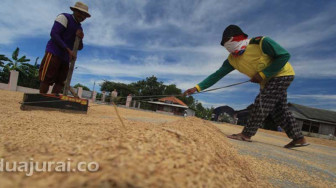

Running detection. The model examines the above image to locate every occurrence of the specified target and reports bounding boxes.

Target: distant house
[289,103,336,136]
[235,108,249,126]
[147,96,195,116]
[230,104,254,126]
[213,106,237,123]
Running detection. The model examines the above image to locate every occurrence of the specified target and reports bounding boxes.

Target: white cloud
[288,94,336,101]
[273,9,336,49]
[0,0,67,44]
[292,58,336,77]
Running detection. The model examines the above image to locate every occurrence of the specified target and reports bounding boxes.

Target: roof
[147,101,188,109]
[289,103,336,124]
[213,106,235,116]
[290,110,309,121]
[158,96,187,107]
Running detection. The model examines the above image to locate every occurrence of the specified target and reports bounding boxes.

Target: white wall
[186,108,195,116]
[319,123,336,135]
[17,86,39,94]
[0,83,8,90]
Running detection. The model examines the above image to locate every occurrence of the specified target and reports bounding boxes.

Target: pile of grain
[0,90,269,187]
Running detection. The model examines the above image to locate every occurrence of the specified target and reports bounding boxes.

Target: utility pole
[91,81,96,98]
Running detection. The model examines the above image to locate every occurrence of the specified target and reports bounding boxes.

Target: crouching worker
[184,25,309,149]
[39,1,90,94]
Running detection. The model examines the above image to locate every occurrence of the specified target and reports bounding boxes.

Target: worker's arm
[259,37,290,79]
[50,14,69,50]
[76,29,84,50]
[196,59,235,91]
[78,40,83,50]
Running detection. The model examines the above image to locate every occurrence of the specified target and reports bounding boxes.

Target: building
[235,108,249,126]
[147,96,195,116]
[212,105,237,123]
[289,103,336,136]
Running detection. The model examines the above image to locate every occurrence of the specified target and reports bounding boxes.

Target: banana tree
[7,47,31,71]
[0,47,33,77]
[0,48,41,88]
[17,56,40,89]
[0,54,11,68]
[24,57,40,78]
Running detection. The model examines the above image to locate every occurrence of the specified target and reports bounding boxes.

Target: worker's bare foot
[227,133,252,142]
[284,137,310,148]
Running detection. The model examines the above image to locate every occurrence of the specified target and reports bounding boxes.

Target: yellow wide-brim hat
[70,1,91,17]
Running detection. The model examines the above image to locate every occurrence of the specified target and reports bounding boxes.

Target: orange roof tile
[159,96,188,107]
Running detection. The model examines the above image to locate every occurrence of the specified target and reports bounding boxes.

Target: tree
[218,112,234,123]
[31,57,40,78]
[0,48,40,88]
[191,101,214,120]
[18,56,40,89]
[2,47,30,71]
[0,54,13,83]
[100,81,137,97]
[0,66,10,83]
[131,75,165,96]
[163,84,181,95]
[179,95,196,108]
[73,83,91,91]
[0,55,11,67]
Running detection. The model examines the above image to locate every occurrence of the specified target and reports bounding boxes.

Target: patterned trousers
[242,76,303,140]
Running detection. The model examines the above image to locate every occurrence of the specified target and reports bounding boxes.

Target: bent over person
[39,1,90,94]
[184,25,309,148]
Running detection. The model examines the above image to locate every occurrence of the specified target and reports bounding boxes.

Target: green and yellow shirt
[196,36,295,91]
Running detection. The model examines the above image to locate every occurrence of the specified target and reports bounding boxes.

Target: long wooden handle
[69,87,79,98]
[63,36,80,96]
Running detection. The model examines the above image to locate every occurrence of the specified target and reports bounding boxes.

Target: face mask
[224,35,250,57]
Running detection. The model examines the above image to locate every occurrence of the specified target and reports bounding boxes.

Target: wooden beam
[63,36,80,97]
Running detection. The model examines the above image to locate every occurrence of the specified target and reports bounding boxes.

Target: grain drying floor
[0,90,335,187]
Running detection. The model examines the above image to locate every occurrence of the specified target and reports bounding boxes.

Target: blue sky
[1,0,336,111]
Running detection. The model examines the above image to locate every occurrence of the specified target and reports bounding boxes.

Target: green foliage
[130,75,166,96]
[12,48,19,61]
[218,112,234,123]
[7,47,30,71]
[17,63,40,88]
[73,83,91,91]
[194,101,214,120]
[0,55,11,67]
[163,84,181,95]
[178,95,195,107]
[96,92,103,101]
[101,75,179,98]
[0,47,39,89]
[101,81,137,97]
[0,66,10,83]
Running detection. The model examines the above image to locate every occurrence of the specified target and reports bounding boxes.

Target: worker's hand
[250,73,263,83]
[67,48,77,61]
[76,29,84,39]
[183,87,197,96]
